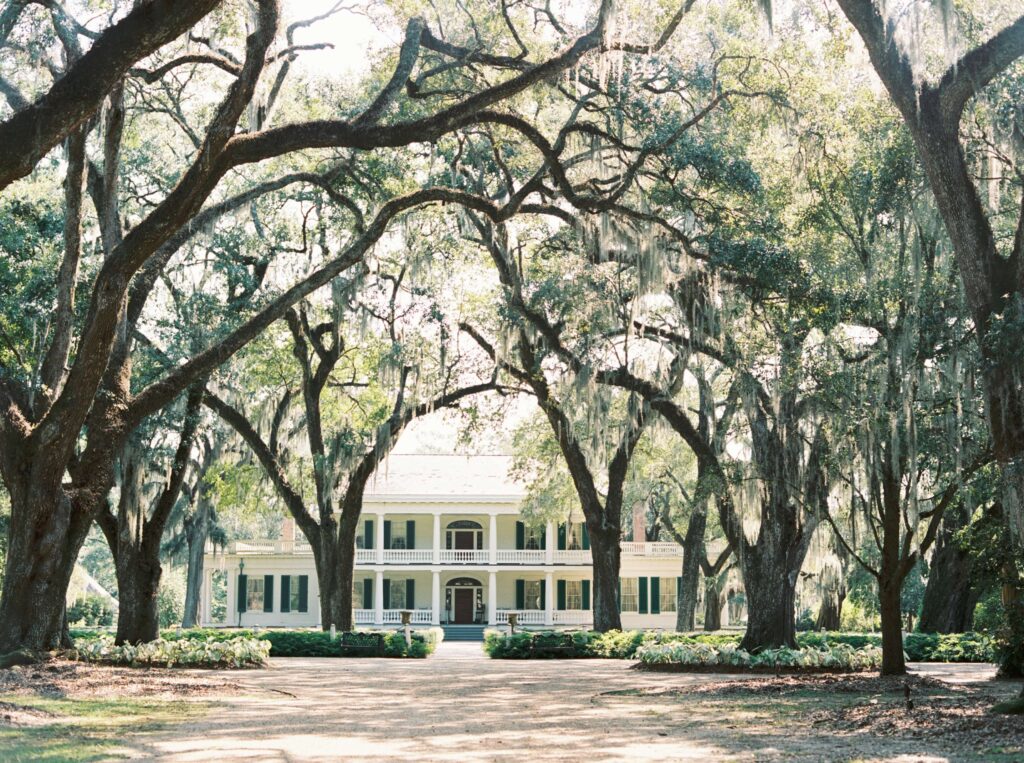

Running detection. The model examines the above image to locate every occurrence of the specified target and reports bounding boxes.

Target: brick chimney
[281,517,296,552]
[632,502,646,542]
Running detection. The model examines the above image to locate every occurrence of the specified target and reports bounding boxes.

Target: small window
[388,580,407,609]
[620,578,638,612]
[660,577,677,613]
[523,580,543,610]
[566,580,583,610]
[246,577,264,611]
[567,524,583,550]
[524,526,542,550]
[290,575,307,612]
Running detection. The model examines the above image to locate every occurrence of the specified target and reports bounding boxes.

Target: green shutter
[617,578,622,613]
[298,575,309,613]
[515,522,525,550]
[582,580,591,610]
[638,577,648,615]
[540,579,546,610]
[263,575,274,612]
[406,520,416,550]
[515,579,525,609]
[406,579,415,609]
[557,523,567,550]
[362,578,372,609]
[383,578,391,608]
[383,520,392,549]
[539,526,546,550]
[557,579,566,610]
[651,577,661,615]
[281,575,291,613]
[582,524,590,550]
[237,574,248,613]
[364,520,374,549]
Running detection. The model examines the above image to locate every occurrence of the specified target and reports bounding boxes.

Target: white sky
[283,0,395,78]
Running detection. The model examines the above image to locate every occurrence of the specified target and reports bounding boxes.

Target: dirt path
[125,649,1015,762]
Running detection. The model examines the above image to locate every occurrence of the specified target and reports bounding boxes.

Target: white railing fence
[552,610,591,626]
[438,549,490,564]
[495,609,545,625]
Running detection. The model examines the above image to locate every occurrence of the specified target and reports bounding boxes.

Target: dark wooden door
[454,531,475,550]
[453,588,475,623]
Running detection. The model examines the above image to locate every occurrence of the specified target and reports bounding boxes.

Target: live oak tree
[208,254,505,631]
[0,0,692,651]
[832,0,1024,547]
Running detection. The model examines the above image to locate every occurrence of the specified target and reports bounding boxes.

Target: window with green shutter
[237,574,248,613]
[263,574,274,612]
[515,522,525,550]
[556,579,567,610]
[280,575,291,613]
[515,579,525,609]
[650,577,660,614]
[405,578,415,609]
[362,578,372,609]
[582,580,591,610]
[406,520,416,550]
[297,575,309,613]
[638,576,648,614]
[363,520,374,549]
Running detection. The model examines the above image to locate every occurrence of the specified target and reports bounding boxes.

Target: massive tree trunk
[739,547,799,651]
[114,539,163,644]
[589,522,623,632]
[675,512,706,631]
[703,569,727,631]
[181,517,209,629]
[879,577,907,675]
[816,585,846,631]
[0,479,93,652]
[919,521,977,633]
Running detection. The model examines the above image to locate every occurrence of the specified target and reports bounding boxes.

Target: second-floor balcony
[224,537,683,564]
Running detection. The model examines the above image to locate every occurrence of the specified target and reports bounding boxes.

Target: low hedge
[483,629,997,662]
[73,635,271,668]
[71,626,444,658]
[636,642,884,672]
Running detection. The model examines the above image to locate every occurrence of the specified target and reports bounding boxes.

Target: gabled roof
[364,454,524,502]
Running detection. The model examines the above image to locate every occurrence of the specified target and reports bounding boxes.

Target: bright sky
[282,0,395,78]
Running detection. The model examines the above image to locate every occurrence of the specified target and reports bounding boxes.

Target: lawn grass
[0,695,209,762]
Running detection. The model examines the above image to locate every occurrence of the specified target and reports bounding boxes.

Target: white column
[226,567,237,626]
[374,570,384,625]
[488,571,497,625]
[376,513,385,564]
[431,572,441,625]
[201,568,212,625]
[489,514,498,564]
[545,522,555,564]
[544,572,554,626]
[432,512,441,564]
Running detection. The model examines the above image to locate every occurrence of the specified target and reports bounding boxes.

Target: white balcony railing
[495,549,546,564]
[353,609,375,624]
[554,550,591,564]
[224,538,684,560]
[620,541,682,556]
[382,549,433,564]
[553,610,591,625]
[495,609,545,625]
[381,609,433,624]
[439,549,490,564]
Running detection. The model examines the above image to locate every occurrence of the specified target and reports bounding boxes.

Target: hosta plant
[636,642,884,671]
[73,635,271,668]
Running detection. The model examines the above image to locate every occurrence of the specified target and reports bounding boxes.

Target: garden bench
[530,632,576,658]
[340,632,384,657]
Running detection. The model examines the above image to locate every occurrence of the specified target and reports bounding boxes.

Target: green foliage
[73,627,443,658]
[157,569,187,628]
[73,635,270,668]
[636,642,884,671]
[482,629,996,663]
[66,596,115,627]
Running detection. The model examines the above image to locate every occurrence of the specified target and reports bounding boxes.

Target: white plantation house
[201,455,721,633]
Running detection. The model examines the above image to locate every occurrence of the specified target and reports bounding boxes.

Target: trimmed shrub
[635,642,884,671]
[483,629,996,663]
[73,635,270,668]
[70,626,444,658]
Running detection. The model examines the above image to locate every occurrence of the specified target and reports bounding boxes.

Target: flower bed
[482,629,996,663]
[71,626,444,658]
[634,642,884,672]
[73,635,270,668]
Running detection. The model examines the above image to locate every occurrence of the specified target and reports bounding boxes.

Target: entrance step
[442,624,487,642]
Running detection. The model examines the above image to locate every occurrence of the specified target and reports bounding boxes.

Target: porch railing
[495,609,545,625]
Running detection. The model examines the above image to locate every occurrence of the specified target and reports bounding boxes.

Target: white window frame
[566,580,583,610]
[620,578,638,612]
[660,577,677,613]
[246,577,264,611]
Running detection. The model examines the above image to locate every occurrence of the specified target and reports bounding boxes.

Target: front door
[453,588,475,623]
[454,531,475,550]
